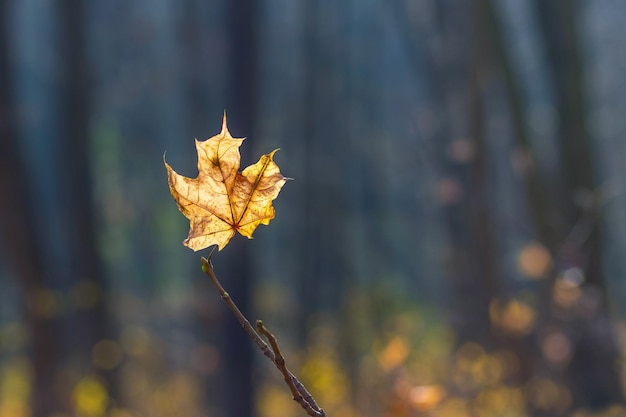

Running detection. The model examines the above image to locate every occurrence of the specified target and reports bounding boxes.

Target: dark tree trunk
[389,0,499,347]
[0,4,63,416]
[217,1,259,416]
[402,0,537,388]
[297,0,321,347]
[444,36,500,350]
[470,0,538,386]
[532,0,623,410]
[57,0,112,358]
[179,0,224,413]
[426,0,500,350]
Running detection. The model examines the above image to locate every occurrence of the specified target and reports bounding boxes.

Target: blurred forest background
[2,1,626,417]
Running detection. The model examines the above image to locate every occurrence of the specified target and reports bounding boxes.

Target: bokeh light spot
[542,332,572,366]
[28,288,64,318]
[526,377,571,413]
[377,336,409,371]
[73,375,109,417]
[92,339,123,370]
[71,280,101,310]
[120,326,151,357]
[517,242,552,279]
[409,384,446,411]
[490,298,535,336]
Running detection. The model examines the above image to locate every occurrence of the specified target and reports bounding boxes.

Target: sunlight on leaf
[164,114,288,251]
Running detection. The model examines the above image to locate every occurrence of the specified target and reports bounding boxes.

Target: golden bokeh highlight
[553,272,583,308]
[517,242,552,279]
[0,357,31,417]
[525,377,571,413]
[300,345,352,412]
[490,298,536,336]
[257,384,300,417]
[5,287,626,417]
[73,375,109,417]
[408,384,446,411]
[377,336,409,371]
[0,400,30,417]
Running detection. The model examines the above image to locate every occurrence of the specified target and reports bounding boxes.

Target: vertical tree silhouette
[57,0,112,359]
[0,3,63,415]
[532,0,623,410]
[218,1,259,416]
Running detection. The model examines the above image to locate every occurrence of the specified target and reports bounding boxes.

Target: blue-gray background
[2,1,626,417]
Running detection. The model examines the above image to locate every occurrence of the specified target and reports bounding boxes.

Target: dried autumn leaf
[164,114,288,251]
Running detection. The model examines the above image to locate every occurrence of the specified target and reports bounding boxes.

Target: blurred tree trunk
[478,0,557,249]
[0,1,112,414]
[389,1,498,346]
[297,0,352,344]
[426,1,500,350]
[471,0,538,386]
[445,24,501,350]
[532,0,623,410]
[57,0,112,357]
[179,0,223,413]
[404,0,536,385]
[0,3,63,415]
[180,0,213,140]
[217,1,258,416]
[297,0,320,346]
[55,0,117,412]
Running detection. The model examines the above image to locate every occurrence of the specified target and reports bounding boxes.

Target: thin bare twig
[201,256,276,362]
[257,320,325,416]
[200,253,325,417]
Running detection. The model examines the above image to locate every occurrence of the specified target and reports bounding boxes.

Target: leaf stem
[200,255,325,417]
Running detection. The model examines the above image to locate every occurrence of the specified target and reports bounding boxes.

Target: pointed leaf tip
[221,111,228,135]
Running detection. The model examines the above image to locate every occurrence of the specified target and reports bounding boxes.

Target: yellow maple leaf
[164,114,288,251]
